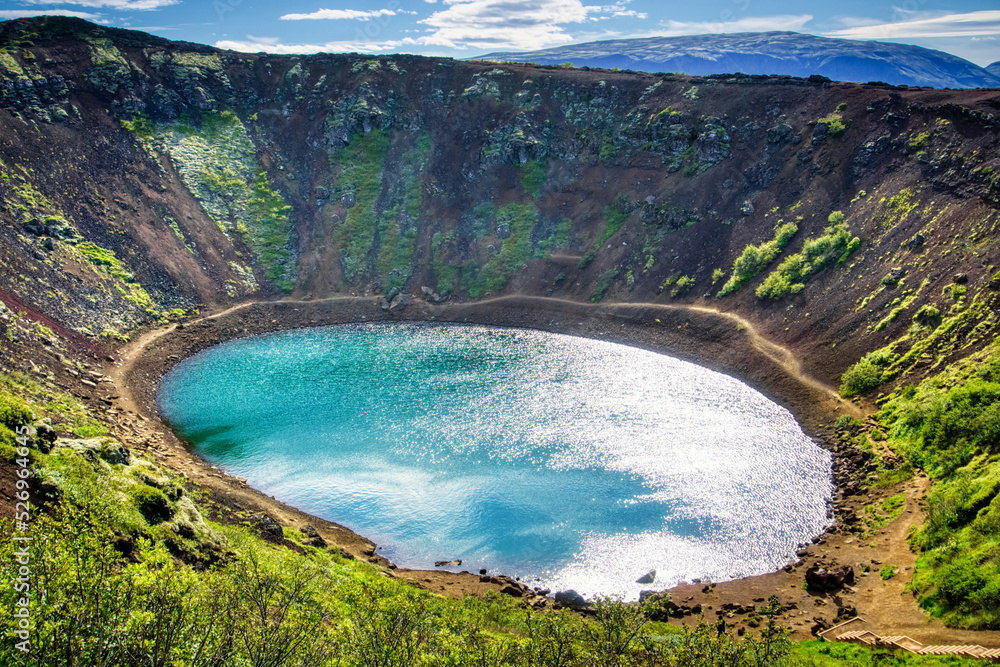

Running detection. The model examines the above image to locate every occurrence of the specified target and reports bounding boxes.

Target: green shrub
[815,111,848,137]
[717,221,798,296]
[756,213,859,299]
[913,304,941,325]
[671,274,695,297]
[519,159,546,196]
[909,132,930,152]
[598,202,629,247]
[833,415,864,432]
[0,392,33,430]
[590,268,618,302]
[840,347,899,397]
[944,284,967,302]
[131,484,174,524]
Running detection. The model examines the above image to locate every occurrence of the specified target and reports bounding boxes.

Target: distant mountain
[987,61,1000,78]
[478,32,1000,89]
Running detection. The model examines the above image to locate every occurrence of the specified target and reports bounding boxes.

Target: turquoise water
[157,323,832,598]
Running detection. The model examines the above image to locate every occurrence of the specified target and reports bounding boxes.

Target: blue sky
[0,0,998,66]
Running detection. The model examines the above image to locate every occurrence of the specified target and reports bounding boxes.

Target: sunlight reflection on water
[158,323,832,599]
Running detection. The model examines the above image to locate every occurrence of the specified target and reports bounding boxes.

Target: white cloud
[828,10,1000,40]
[0,9,101,19]
[18,0,178,9]
[215,36,421,54]
[280,8,400,21]
[658,14,814,36]
[587,2,646,20]
[419,0,608,50]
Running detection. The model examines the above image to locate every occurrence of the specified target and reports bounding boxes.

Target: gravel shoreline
[104,294,999,644]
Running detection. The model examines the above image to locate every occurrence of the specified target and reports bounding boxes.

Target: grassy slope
[867,339,1000,628]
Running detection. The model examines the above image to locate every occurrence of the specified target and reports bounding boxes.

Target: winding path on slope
[112,294,862,420]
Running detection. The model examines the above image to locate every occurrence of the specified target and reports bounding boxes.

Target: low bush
[0,391,33,430]
[840,347,898,397]
[131,483,174,524]
[717,221,798,296]
[756,213,859,300]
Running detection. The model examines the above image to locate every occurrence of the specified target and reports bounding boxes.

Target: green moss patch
[125,110,296,291]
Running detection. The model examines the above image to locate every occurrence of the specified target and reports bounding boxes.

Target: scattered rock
[766,122,794,144]
[388,293,407,311]
[805,564,855,592]
[554,589,590,609]
[435,559,462,567]
[906,233,925,250]
[252,513,284,541]
[307,536,328,548]
[835,605,858,620]
[500,584,523,597]
[636,569,656,584]
[811,122,829,145]
[811,618,831,636]
[56,437,130,465]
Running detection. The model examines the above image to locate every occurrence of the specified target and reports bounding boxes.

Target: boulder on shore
[805,564,855,592]
[554,589,589,609]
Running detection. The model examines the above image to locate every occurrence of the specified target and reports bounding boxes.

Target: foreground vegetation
[868,339,1000,629]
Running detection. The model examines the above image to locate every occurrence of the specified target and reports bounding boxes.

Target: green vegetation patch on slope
[579,195,631,269]
[755,212,859,299]
[872,339,1000,628]
[373,133,430,290]
[126,110,296,291]
[535,217,573,258]
[83,35,129,94]
[717,221,798,297]
[841,288,1000,399]
[519,159,546,197]
[331,129,391,283]
[466,202,540,298]
[74,241,152,309]
[814,104,849,138]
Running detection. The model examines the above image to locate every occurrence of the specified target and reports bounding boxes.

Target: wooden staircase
[819,618,1000,661]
